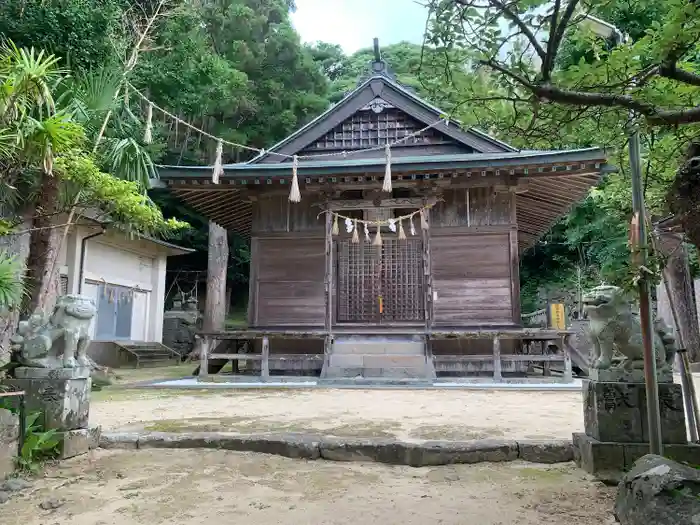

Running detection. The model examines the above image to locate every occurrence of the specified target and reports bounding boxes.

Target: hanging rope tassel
[398,219,406,240]
[420,209,429,230]
[373,224,382,246]
[143,102,153,144]
[212,139,223,184]
[332,213,339,236]
[351,219,359,244]
[382,142,392,193]
[289,155,301,203]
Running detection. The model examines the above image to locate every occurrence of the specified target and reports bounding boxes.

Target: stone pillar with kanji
[572,370,699,483]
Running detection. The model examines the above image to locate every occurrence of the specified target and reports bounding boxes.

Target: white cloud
[291,0,429,54]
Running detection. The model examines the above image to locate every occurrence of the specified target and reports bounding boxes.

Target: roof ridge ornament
[370,37,389,77]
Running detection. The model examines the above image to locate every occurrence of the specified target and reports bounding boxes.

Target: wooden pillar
[563,336,573,383]
[204,221,228,332]
[543,340,551,376]
[261,336,270,380]
[198,337,209,380]
[421,202,433,332]
[493,336,502,382]
[324,210,333,337]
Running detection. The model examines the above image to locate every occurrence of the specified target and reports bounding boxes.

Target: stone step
[328,354,428,369]
[331,341,425,355]
[323,367,434,379]
[318,377,434,386]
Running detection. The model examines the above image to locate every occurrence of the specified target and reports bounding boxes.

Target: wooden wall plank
[253,196,324,234]
[431,187,512,228]
[255,237,325,326]
[431,233,513,325]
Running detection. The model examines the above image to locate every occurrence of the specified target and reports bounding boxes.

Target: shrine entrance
[336,237,425,324]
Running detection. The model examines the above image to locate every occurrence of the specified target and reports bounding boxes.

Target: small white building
[56,217,192,364]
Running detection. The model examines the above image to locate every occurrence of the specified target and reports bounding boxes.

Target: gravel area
[0,449,616,525]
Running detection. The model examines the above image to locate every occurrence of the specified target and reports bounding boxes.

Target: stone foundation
[574,376,690,483]
[5,367,93,460]
[5,367,90,432]
[573,433,700,484]
[0,409,18,479]
[58,426,101,459]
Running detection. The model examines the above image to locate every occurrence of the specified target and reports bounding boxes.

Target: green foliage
[57,153,187,235]
[0,251,25,309]
[17,412,60,472]
[133,0,330,165]
[0,0,124,73]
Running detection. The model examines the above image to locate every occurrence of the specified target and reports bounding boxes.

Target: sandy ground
[1,449,615,525]
[91,388,584,441]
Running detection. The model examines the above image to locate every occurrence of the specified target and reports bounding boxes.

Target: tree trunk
[658,231,700,362]
[203,221,229,333]
[191,221,229,372]
[24,173,63,316]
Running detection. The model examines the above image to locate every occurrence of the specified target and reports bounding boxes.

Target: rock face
[162,297,200,356]
[615,454,700,525]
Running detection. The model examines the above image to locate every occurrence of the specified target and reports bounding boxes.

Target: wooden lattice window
[300,108,455,153]
[336,238,424,323]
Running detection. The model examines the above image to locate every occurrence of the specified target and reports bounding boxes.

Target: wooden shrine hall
[157,49,610,383]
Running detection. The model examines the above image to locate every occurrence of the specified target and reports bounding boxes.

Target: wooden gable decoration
[251,69,515,164]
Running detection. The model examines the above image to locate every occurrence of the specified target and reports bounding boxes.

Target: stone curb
[99,432,573,466]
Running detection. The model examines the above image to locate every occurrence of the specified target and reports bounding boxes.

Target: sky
[290,0,430,54]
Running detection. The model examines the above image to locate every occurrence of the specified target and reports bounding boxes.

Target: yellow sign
[549,303,566,330]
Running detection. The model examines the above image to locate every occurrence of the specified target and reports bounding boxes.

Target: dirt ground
[91,388,584,441]
[2,449,615,525]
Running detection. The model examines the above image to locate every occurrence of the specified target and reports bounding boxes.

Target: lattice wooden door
[336,238,424,323]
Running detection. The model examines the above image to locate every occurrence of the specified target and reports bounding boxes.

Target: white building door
[131,290,149,341]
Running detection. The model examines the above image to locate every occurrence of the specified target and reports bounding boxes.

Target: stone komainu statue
[10,295,97,369]
[582,285,676,372]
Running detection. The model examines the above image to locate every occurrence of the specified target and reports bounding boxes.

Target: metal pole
[629,127,663,455]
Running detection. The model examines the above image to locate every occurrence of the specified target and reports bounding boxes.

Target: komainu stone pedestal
[573,378,696,484]
[6,367,93,459]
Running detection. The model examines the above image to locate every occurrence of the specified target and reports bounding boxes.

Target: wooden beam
[324,209,334,337]
[509,228,521,324]
[421,203,433,331]
[198,337,209,380]
[493,336,502,382]
[261,336,270,379]
[563,336,573,383]
[322,196,439,211]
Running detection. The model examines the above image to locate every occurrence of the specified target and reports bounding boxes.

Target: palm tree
[0,40,173,336]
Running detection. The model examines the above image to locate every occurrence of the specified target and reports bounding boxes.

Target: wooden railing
[521,309,548,327]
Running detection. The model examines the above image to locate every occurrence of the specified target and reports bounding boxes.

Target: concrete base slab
[146,377,583,391]
[572,432,700,484]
